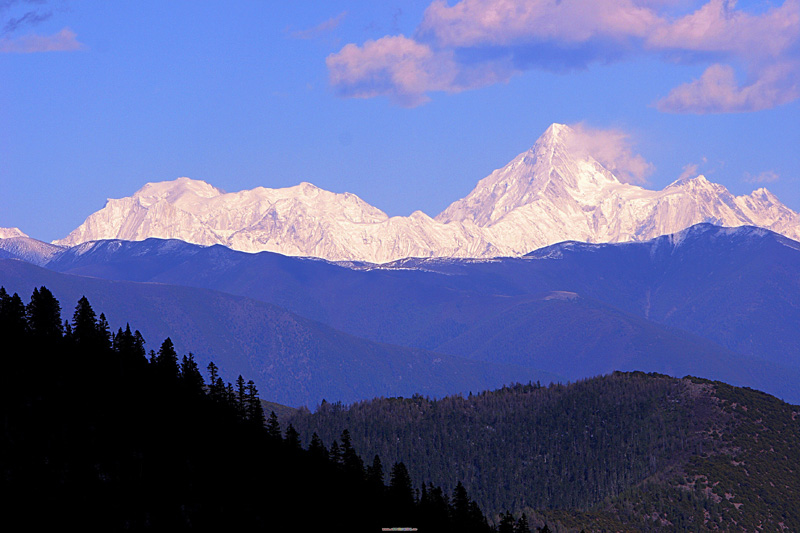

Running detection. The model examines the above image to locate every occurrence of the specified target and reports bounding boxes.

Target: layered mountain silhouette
[49,124,800,263]
[4,222,799,404]
[0,258,559,407]
[3,122,798,405]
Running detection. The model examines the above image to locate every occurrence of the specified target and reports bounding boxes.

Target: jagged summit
[52,124,800,263]
[667,174,709,187]
[133,177,225,206]
[0,227,29,239]
[435,123,621,228]
[538,122,572,142]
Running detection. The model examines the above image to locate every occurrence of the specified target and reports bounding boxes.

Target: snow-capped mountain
[437,124,800,254]
[54,124,800,262]
[0,227,28,239]
[0,236,65,265]
[54,179,498,262]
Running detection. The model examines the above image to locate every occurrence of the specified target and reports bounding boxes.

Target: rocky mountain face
[53,124,800,263]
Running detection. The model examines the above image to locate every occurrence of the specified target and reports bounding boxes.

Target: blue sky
[2,0,799,242]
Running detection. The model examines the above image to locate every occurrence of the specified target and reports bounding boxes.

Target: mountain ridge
[49,124,800,263]
[23,222,800,404]
[0,258,561,407]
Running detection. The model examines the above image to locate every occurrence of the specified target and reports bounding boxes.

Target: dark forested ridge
[285,372,800,531]
[0,287,498,531]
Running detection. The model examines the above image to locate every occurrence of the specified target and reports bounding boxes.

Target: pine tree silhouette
[72,296,98,346]
[154,337,180,379]
[26,286,62,341]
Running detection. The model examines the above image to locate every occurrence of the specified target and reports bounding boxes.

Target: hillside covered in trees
[4,285,799,531]
[285,372,800,531]
[0,286,501,531]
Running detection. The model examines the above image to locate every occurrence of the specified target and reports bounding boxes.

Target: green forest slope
[285,372,800,531]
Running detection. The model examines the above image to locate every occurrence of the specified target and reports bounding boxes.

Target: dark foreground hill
[284,371,800,531]
[0,288,494,531]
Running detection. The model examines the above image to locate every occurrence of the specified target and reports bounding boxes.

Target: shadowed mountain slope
[0,259,559,407]
[39,224,800,403]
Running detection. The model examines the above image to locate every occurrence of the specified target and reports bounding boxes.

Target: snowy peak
[665,174,719,192]
[51,123,800,263]
[436,123,620,227]
[0,235,64,265]
[0,227,29,239]
[133,177,225,208]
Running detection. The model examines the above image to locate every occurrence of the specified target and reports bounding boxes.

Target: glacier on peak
[52,124,800,263]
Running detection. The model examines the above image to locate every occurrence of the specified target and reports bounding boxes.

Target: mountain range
[49,123,800,263]
[2,122,799,407]
[0,258,557,407]
[3,222,800,405]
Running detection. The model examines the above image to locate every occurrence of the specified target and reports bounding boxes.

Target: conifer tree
[328,440,342,466]
[389,462,415,515]
[113,327,125,352]
[498,511,516,533]
[308,433,328,462]
[132,330,146,359]
[72,296,98,346]
[207,361,219,386]
[367,455,384,489]
[26,286,62,341]
[340,429,365,479]
[112,324,139,358]
[212,377,225,401]
[206,362,224,400]
[245,380,265,428]
[0,289,28,338]
[515,513,531,533]
[97,313,111,350]
[235,375,247,418]
[451,481,472,528]
[265,411,282,441]
[180,353,205,394]
[154,337,180,379]
[419,483,449,531]
[284,424,301,451]
[469,500,489,532]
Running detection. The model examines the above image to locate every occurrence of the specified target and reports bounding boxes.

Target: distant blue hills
[2,222,799,405]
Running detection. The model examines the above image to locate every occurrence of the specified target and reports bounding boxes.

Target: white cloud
[417,0,660,47]
[326,35,512,107]
[744,170,780,183]
[0,27,83,53]
[677,162,699,181]
[326,0,800,112]
[646,0,800,59]
[566,123,655,184]
[656,62,800,113]
[291,12,347,40]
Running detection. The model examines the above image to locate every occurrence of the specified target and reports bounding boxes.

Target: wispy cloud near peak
[566,123,655,184]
